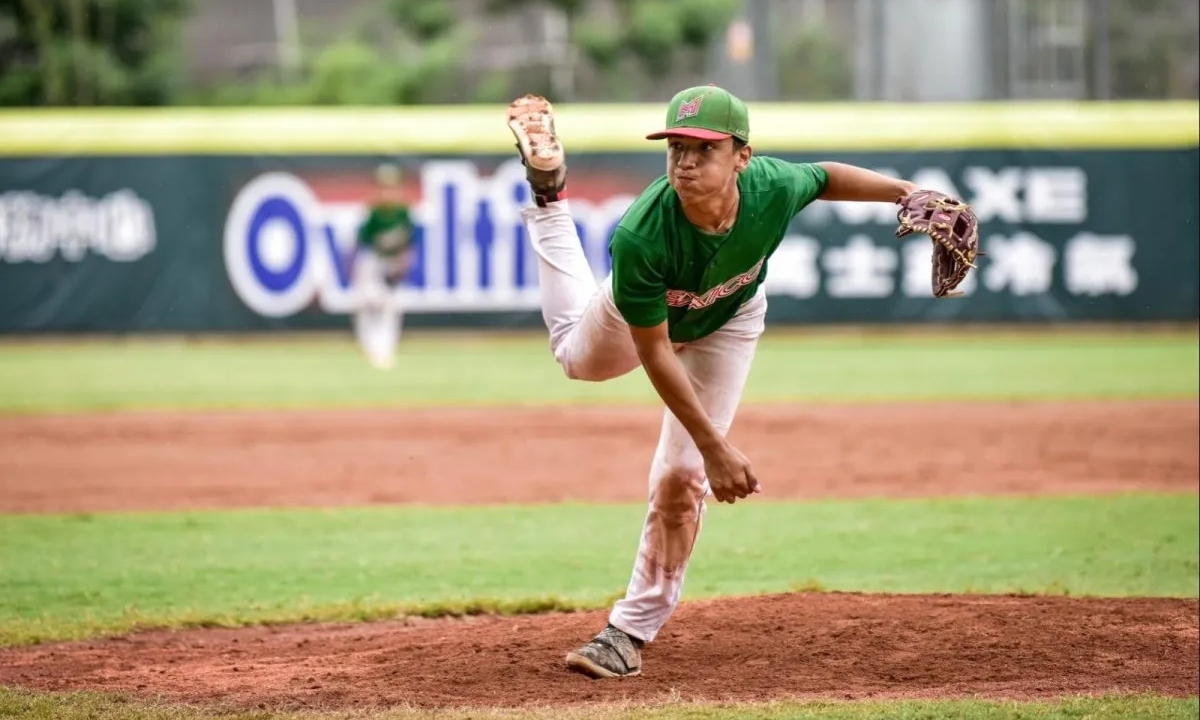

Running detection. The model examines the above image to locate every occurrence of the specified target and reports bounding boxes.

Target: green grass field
[2,494,1195,647]
[0,328,1195,414]
[0,688,1195,720]
[1,329,1197,719]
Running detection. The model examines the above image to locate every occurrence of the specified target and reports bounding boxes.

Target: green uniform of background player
[506,85,949,679]
[352,163,414,370]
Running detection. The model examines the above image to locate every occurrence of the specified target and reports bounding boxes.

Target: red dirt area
[1,593,1195,710]
[0,400,1195,513]
[0,399,1196,710]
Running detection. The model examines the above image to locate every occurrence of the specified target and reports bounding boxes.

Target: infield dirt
[2,400,1196,512]
[1,399,1197,710]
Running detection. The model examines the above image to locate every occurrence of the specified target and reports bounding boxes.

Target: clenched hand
[702,440,760,504]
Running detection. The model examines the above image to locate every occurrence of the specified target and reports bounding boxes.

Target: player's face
[378,183,404,204]
[666,137,751,200]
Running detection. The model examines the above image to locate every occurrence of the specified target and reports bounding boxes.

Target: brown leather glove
[895,189,982,298]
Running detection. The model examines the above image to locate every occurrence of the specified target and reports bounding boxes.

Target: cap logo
[675,95,704,121]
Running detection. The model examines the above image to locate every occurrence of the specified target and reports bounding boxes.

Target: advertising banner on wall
[1,105,1196,333]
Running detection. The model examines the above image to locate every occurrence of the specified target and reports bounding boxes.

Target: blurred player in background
[351,163,414,369]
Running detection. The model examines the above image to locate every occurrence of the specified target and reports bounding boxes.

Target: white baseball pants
[352,250,405,368]
[521,201,766,643]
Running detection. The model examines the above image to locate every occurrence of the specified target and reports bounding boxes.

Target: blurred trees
[189,0,467,105]
[473,0,741,102]
[774,20,853,101]
[196,0,740,105]
[0,0,1194,106]
[1103,0,1198,99]
[0,0,190,105]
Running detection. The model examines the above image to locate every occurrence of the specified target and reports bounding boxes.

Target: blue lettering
[408,225,426,288]
[321,224,352,290]
[443,184,457,289]
[247,196,306,293]
[513,181,530,288]
[474,199,495,288]
[574,220,587,254]
[238,163,641,309]
[603,218,622,274]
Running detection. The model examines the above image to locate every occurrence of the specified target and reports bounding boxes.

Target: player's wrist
[895,180,919,201]
[693,431,727,454]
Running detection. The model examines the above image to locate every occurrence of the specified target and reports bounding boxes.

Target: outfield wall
[0,103,1196,333]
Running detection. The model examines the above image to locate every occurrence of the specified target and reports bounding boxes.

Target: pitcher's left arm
[816,161,919,203]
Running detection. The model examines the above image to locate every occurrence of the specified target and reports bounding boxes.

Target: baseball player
[505,85,978,679]
[351,163,415,370]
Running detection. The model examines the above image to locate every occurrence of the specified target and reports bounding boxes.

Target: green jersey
[609,155,829,343]
[358,204,414,258]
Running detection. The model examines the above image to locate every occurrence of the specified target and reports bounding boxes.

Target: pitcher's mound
[2,592,1196,711]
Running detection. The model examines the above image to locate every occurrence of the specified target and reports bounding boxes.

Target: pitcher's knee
[634,467,707,584]
[559,353,632,382]
[560,356,603,382]
[651,467,707,520]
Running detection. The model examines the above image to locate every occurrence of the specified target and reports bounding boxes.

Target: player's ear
[735,141,752,172]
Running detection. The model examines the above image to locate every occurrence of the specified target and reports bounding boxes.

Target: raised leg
[509,95,638,382]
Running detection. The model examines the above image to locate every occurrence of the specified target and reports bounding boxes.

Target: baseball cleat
[506,94,567,206]
[564,625,643,679]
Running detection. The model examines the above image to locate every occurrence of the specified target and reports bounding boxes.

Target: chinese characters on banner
[766,165,1138,300]
[0,189,157,264]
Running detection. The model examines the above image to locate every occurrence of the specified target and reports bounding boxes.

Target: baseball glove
[894,189,982,298]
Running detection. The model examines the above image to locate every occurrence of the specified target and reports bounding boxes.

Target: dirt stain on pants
[635,469,708,585]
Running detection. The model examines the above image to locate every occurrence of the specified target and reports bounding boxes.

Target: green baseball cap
[645,84,750,143]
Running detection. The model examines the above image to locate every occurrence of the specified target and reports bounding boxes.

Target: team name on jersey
[665,257,765,310]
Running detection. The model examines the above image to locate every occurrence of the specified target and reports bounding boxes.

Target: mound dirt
[1,592,1195,710]
[1,400,1196,513]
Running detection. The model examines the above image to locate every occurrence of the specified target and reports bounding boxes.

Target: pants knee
[651,468,707,520]
[637,467,707,582]
[561,357,599,382]
[560,355,584,380]
[559,354,627,383]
